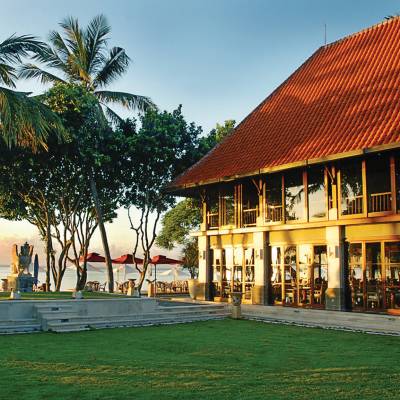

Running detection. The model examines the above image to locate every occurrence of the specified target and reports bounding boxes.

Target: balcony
[242,207,258,227]
[207,212,219,229]
[343,195,363,215]
[369,192,392,213]
[265,204,283,223]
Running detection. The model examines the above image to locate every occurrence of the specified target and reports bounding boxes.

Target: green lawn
[0,320,399,399]
[0,291,123,300]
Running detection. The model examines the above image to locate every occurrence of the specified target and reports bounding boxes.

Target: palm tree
[20,15,155,292]
[0,34,62,149]
[19,14,155,122]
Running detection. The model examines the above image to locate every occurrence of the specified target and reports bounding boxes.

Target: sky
[0,0,399,263]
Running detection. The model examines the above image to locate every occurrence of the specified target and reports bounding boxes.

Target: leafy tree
[156,120,236,278]
[0,34,63,149]
[121,106,205,292]
[156,199,201,278]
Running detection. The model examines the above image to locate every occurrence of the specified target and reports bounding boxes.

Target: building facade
[169,18,400,313]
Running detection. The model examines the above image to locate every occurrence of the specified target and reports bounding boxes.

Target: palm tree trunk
[89,176,114,292]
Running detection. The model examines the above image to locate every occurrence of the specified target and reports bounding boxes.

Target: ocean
[0,263,189,292]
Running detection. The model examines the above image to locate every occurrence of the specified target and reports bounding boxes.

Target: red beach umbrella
[149,255,184,297]
[112,254,143,264]
[150,255,184,265]
[79,252,106,263]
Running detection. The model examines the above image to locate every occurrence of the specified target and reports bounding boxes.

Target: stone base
[7,274,34,292]
[325,287,346,311]
[252,285,268,305]
[196,282,213,301]
[231,305,242,319]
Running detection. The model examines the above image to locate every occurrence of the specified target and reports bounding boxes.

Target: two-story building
[168,17,400,313]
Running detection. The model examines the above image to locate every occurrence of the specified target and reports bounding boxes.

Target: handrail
[369,191,392,213]
[265,204,283,222]
[242,207,258,226]
[207,212,219,229]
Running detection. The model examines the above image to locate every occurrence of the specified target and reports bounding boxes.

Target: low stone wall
[0,297,157,321]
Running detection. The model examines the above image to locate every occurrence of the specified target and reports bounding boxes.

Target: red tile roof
[171,17,400,189]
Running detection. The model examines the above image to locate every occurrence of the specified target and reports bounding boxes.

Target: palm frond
[0,34,46,64]
[101,102,123,124]
[85,15,110,75]
[18,64,66,85]
[93,47,130,88]
[0,63,17,87]
[0,87,66,150]
[95,90,156,112]
[47,30,71,63]
[59,16,88,74]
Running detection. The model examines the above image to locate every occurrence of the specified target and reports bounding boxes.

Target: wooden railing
[265,204,283,222]
[343,195,363,215]
[207,212,219,229]
[243,207,258,226]
[369,192,392,213]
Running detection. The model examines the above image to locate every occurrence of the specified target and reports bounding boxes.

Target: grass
[0,291,123,300]
[0,320,399,400]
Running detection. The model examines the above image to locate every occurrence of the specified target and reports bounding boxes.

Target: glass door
[283,246,297,305]
[212,249,222,298]
[365,243,384,311]
[298,245,312,306]
[271,246,283,304]
[384,242,400,309]
[221,249,231,299]
[233,248,243,293]
[244,248,255,301]
[349,243,364,310]
[313,246,328,307]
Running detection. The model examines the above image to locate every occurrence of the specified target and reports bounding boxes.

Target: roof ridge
[323,16,400,50]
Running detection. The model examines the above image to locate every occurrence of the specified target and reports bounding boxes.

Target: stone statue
[7,242,34,292]
[11,242,34,275]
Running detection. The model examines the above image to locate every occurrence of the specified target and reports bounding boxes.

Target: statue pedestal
[7,274,34,292]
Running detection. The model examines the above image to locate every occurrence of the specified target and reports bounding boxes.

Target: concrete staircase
[242,304,400,335]
[0,319,41,334]
[34,302,228,333]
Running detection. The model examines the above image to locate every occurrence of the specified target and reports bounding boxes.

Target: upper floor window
[242,181,259,227]
[366,154,392,213]
[285,170,305,221]
[220,187,235,226]
[265,174,283,222]
[340,159,363,215]
[207,191,219,229]
[308,166,326,219]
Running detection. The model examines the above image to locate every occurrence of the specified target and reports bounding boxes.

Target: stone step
[0,318,39,327]
[243,313,400,335]
[0,322,41,334]
[41,307,228,324]
[159,305,226,313]
[47,313,228,333]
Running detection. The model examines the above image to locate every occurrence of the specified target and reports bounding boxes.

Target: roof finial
[324,23,327,46]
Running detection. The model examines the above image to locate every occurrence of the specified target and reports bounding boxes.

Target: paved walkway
[241,304,400,336]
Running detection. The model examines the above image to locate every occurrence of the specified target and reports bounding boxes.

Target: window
[285,170,305,221]
[207,192,219,229]
[220,188,235,226]
[242,181,259,226]
[340,159,363,215]
[385,242,400,309]
[349,243,363,308]
[283,246,297,304]
[265,174,283,222]
[308,166,326,219]
[271,246,282,303]
[366,154,392,213]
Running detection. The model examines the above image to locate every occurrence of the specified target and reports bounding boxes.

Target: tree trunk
[89,176,114,292]
[45,218,52,292]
